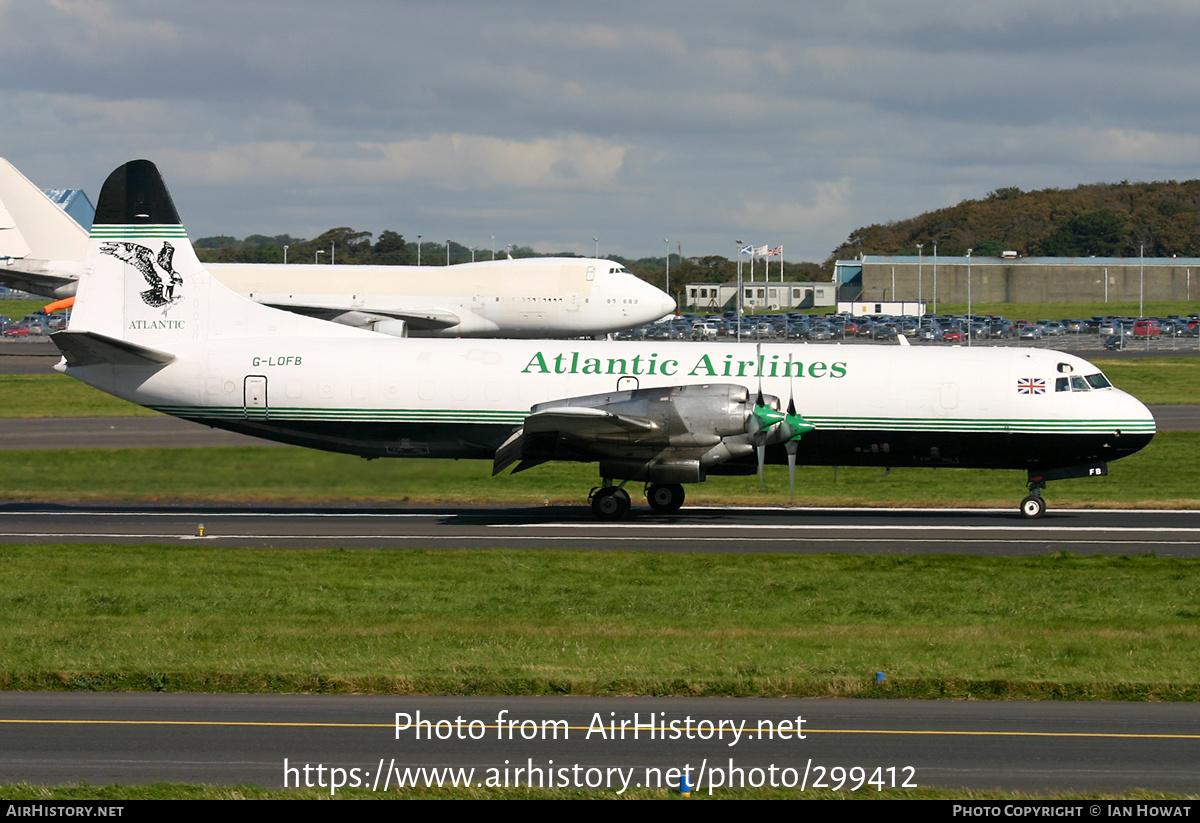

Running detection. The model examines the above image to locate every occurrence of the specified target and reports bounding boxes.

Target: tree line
[827,179,1200,264]
[192,228,829,299]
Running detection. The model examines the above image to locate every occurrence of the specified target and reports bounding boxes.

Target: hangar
[836,254,1200,306]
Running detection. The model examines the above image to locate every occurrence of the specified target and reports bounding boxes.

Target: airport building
[835,254,1200,305]
[683,280,837,312]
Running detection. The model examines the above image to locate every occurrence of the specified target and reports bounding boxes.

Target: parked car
[1132,319,1162,338]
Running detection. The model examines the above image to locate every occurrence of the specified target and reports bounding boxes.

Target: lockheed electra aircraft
[52,161,1156,519]
[0,157,673,338]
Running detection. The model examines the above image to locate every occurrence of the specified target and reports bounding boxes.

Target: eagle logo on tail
[100,241,185,308]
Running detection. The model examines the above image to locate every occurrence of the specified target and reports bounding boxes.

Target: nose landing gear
[1020,481,1046,519]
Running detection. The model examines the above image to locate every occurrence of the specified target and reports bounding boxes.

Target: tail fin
[67,159,370,347]
[0,157,89,262]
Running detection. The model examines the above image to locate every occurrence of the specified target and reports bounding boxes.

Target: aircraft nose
[635,276,675,319]
[661,290,677,316]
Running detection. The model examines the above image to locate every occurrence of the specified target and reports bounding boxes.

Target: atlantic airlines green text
[521,351,848,379]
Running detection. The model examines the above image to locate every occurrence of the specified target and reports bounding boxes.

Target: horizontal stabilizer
[51,329,176,368]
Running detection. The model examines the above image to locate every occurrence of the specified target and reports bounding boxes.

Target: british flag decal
[1017,378,1046,395]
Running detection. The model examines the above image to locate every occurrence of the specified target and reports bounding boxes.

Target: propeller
[747,346,815,497]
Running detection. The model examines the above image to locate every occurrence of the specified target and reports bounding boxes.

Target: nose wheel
[1020,481,1046,519]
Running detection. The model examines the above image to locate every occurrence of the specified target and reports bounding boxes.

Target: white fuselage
[65,335,1155,469]
[212,258,675,337]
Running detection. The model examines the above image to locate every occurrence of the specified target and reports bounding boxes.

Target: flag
[1017,378,1045,395]
[739,245,753,255]
[767,246,782,257]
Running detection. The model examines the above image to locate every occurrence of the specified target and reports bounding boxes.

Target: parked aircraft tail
[61,159,370,357]
[0,158,89,262]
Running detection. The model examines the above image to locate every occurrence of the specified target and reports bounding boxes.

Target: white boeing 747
[52,161,1156,519]
[0,157,673,338]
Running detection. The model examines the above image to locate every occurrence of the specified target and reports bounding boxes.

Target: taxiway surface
[2,693,1196,793]
[2,503,1199,555]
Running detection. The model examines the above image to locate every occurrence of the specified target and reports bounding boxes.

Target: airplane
[0,157,675,338]
[52,160,1156,520]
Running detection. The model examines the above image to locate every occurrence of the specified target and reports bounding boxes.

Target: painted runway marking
[494,523,1200,533]
[1,717,1197,740]
[0,532,1196,547]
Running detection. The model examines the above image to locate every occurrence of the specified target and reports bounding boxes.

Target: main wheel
[1020,495,1046,519]
[646,483,685,514]
[591,487,631,520]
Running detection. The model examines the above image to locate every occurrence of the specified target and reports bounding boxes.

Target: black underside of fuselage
[186,416,1153,474]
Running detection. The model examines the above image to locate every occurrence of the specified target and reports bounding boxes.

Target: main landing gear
[589,485,631,520]
[646,483,685,514]
[589,481,686,520]
[1020,480,1046,519]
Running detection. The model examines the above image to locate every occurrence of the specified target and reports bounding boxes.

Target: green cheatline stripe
[90,225,188,239]
[147,405,526,424]
[807,416,1155,434]
[145,405,1153,433]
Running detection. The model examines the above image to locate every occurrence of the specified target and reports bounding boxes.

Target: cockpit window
[1070,376,1088,391]
[1084,373,1112,389]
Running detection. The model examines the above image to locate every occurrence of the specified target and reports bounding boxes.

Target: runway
[3,503,1199,555]
[1,692,1197,793]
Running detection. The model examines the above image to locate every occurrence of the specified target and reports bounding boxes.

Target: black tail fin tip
[93,160,182,227]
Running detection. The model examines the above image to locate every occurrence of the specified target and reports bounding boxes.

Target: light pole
[331,242,335,265]
[471,246,476,263]
[664,238,670,301]
[447,240,451,267]
[735,239,743,342]
[315,249,324,265]
[966,248,973,348]
[593,237,598,258]
[916,243,923,310]
[1139,243,1145,319]
[417,235,422,266]
[932,241,938,315]
[490,236,495,260]
[283,245,288,265]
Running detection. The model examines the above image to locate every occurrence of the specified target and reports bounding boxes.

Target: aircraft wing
[260,301,462,330]
[524,406,660,437]
[0,259,80,299]
[492,383,800,479]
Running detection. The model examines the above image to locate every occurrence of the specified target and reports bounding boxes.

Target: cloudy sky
[3,0,1200,263]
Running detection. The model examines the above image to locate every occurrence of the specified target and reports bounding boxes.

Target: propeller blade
[754,342,764,407]
[758,442,766,489]
[786,440,798,501]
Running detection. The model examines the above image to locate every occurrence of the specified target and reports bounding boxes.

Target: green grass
[0,432,1194,508]
[2,547,1200,699]
[0,783,1193,800]
[0,375,160,418]
[1093,358,1200,404]
[0,299,56,322]
[927,300,1200,320]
